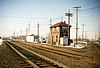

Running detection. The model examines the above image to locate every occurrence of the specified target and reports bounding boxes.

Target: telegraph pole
[13,29,15,39]
[28,22,30,35]
[82,24,85,43]
[61,16,63,22]
[26,28,27,36]
[49,19,52,45]
[98,26,100,42]
[13,29,15,37]
[73,6,81,45]
[50,19,52,27]
[84,31,87,41]
[17,33,18,37]
[37,21,40,42]
[25,28,27,42]
[95,32,96,41]
[65,9,73,45]
[20,28,22,36]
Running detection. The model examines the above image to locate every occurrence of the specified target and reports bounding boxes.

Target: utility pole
[26,28,27,36]
[98,26,100,42]
[95,31,97,41]
[50,19,52,27]
[61,16,63,22]
[25,28,27,42]
[17,33,18,37]
[13,29,15,39]
[73,6,81,45]
[50,19,52,45]
[65,9,73,45]
[20,28,22,36]
[37,21,40,42]
[28,22,30,35]
[84,31,87,41]
[13,29,15,37]
[82,24,85,43]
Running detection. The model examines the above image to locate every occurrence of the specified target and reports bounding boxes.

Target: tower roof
[50,21,72,28]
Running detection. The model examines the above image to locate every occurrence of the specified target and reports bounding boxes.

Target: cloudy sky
[0,0,100,40]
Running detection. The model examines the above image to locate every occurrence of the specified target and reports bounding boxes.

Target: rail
[5,41,39,68]
[7,41,68,68]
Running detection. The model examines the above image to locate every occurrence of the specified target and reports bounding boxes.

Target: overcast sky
[0,0,100,40]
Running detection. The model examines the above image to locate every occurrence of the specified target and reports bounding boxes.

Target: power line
[84,31,87,40]
[0,5,99,20]
[71,5,100,17]
[0,15,50,19]
[80,6,100,12]
[48,5,100,21]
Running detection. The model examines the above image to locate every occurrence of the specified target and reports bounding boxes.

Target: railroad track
[15,41,83,57]
[93,42,100,53]
[22,43,82,59]
[12,41,100,67]
[5,40,67,68]
[0,42,33,68]
[14,41,95,59]
[4,41,38,68]
[11,41,81,65]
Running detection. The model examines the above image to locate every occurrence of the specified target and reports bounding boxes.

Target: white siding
[0,39,3,45]
[60,37,68,45]
[26,36,34,42]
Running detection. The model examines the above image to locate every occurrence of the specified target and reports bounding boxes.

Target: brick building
[50,21,71,46]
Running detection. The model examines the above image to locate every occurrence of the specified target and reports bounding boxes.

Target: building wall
[50,27,60,45]
[56,27,60,45]
[53,28,56,44]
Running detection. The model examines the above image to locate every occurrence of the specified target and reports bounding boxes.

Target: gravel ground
[0,41,25,68]
[15,41,100,68]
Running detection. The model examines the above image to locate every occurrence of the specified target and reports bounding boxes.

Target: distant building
[26,34,49,43]
[50,21,71,46]
[26,34,39,43]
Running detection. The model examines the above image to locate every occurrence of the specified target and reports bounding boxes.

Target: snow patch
[75,44,85,48]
